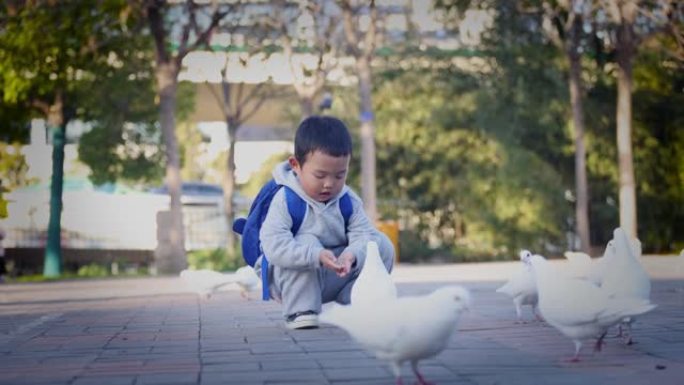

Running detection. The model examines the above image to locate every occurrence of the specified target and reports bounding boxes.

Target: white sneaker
[285,310,319,330]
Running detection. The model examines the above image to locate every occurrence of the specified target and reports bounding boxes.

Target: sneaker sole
[286,314,319,330]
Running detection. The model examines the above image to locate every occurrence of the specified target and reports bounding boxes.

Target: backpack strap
[260,186,308,301]
[284,187,307,233]
[339,192,352,228]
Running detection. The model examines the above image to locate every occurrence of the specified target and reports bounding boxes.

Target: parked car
[149,182,250,210]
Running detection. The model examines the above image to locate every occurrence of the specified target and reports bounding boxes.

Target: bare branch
[145,0,170,64]
[177,1,230,62]
[362,0,377,59]
[205,81,226,116]
[339,0,361,57]
[31,99,50,116]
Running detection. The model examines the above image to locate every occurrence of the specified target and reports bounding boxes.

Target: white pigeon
[563,249,605,285]
[564,233,642,286]
[602,228,650,300]
[320,285,471,385]
[496,250,541,322]
[233,265,261,300]
[601,227,651,344]
[350,241,397,306]
[529,254,656,361]
[179,266,261,300]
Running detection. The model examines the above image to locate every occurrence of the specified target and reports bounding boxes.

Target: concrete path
[1,256,683,385]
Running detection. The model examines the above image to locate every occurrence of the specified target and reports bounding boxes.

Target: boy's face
[290,150,350,203]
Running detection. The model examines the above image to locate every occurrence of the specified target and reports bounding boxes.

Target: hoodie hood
[272,160,350,211]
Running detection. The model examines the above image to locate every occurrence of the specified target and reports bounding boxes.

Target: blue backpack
[232,179,353,300]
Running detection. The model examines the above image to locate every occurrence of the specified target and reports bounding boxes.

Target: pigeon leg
[594,330,608,352]
[622,322,634,345]
[389,362,403,385]
[608,323,624,338]
[514,300,524,324]
[411,361,434,385]
[567,340,582,362]
[532,304,545,322]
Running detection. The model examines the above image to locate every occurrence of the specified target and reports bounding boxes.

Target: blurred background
[0,0,682,280]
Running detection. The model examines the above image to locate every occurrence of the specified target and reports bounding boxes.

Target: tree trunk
[615,19,638,239]
[357,56,378,221]
[223,118,237,253]
[567,32,591,253]
[156,62,187,274]
[299,96,315,118]
[44,92,65,277]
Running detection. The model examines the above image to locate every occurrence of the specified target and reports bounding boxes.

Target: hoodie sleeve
[341,194,377,266]
[259,189,323,269]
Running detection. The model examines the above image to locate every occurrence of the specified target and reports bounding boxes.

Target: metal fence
[2,205,230,252]
[183,205,229,250]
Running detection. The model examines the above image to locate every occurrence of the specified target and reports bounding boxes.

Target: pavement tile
[0,259,682,384]
[323,366,392,381]
[201,361,261,372]
[135,373,199,385]
[71,376,136,385]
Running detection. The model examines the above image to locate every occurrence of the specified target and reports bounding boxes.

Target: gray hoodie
[259,161,376,269]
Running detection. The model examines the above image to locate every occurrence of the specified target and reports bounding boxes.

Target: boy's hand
[336,251,356,277]
[319,249,343,273]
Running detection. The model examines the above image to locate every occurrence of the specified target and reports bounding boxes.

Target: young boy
[256,115,395,330]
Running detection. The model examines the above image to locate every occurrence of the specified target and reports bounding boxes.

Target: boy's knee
[374,232,395,272]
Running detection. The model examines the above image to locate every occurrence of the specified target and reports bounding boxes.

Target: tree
[0,1,139,276]
[207,78,280,252]
[338,0,380,221]
[77,27,163,186]
[143,0,230,273]
[275,0,343,118]
[535,0,592,252]
[374,70,568,259]
[599,0,681,238]
[194,3,291,253]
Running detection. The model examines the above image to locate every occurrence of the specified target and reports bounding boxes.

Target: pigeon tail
[495,283,512,295]
[597,298,656,327]
[319,303,352,328]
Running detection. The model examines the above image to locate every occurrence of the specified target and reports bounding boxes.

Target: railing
[2,205,230,251]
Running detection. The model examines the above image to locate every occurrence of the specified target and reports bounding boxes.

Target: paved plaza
[1,256,683,385]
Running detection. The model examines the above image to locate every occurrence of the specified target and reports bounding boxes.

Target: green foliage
[0,1,139,107]
[240,152,291,198]
[77,263,110,277]
[9,261,148,282]
[0,142,35,190]
[374,69,568,258]
[630,52,684,252]
[78,78,197,186]
[397,230,452,264]
[74,19,162,186]
[0,142,35,218]
[0,101,32,143]
[186,248,244,272]
[178,120,206,182]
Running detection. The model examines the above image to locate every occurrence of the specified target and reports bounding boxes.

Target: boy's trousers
[256,232,395,317]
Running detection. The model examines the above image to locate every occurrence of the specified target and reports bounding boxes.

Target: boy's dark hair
[294,115,352,165]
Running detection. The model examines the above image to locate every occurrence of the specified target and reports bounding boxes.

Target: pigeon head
[519,249,533,265]
[432,285,472,312]
[613,227,636,259]
[366,241,380,258]
[528,254,548,273]
[602,240,617,259]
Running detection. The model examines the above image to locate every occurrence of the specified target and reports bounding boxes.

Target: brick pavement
[0,256,683,385]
